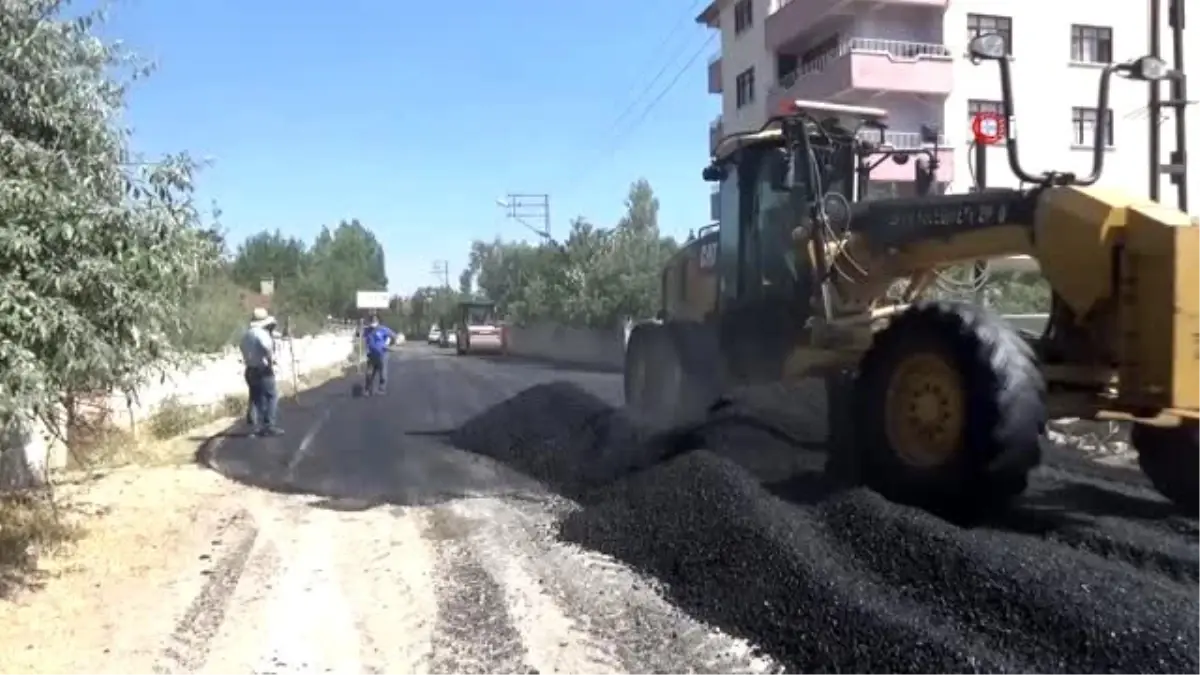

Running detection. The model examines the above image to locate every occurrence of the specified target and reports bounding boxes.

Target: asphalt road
[188,347,774,674]
[181,345,1198,674]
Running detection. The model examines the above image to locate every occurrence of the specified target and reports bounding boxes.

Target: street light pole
[496,193,551,240]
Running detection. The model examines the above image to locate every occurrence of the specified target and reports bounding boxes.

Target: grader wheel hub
[884,352,965,467]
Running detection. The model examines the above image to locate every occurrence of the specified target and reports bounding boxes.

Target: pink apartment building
[700,0,956,194]
[697,0,1194,205]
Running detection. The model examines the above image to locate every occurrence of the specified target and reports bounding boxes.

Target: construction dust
[450,381,1200,673]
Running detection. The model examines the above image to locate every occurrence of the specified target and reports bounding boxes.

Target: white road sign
[355,290,390,310]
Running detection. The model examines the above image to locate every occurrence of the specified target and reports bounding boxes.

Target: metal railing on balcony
[858,129,949,149]
[773,38,951,92]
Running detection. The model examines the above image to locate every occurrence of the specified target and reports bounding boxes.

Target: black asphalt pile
[559,450,1199,673]
[448,380,832,498]
[449,381,668,498]
[452,380,1197,672]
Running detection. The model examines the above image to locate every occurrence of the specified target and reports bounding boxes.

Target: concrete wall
[0,331,357,489]
[108,331,357,426]
[503,313,1050,371]
[503,322,629,371]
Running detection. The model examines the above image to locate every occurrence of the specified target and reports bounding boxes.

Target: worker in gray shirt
[240,307,283,437]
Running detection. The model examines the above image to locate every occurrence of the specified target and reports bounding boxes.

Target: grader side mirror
[702,164,726,181]
[967,33,1007,62]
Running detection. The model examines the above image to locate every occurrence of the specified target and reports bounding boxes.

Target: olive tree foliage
[464,179,678,328]
[0,1,221,423]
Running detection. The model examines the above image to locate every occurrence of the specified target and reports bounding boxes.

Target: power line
[611,33,716,149]
[562,32,717,194]
[602,0,713,138]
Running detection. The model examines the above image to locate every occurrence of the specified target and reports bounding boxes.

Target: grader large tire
[1132,422,1199,516]
[624,323,676,430]
[624,320,720,433]
[855,301,1045,515]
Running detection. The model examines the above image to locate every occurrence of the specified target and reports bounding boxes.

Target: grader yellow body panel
[626,34,1199,514]
[661,227,719,322]
[1119,204,1199,414]
[1031,186,1132,318]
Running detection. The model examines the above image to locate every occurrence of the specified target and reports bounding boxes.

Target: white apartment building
[698,0,1197,208]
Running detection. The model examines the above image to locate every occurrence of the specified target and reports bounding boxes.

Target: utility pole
[430,260,450,289]
[496,193,551,240]
[1148,0,1189,211]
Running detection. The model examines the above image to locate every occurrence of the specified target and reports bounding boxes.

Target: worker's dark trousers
[244,366,279,429]
[365,351,388,394]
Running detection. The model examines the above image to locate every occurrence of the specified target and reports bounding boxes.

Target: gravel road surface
[162,346,1196,673]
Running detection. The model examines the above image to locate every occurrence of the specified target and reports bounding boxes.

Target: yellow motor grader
[624,33,1198,515]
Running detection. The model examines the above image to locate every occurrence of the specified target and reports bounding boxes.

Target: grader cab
[625,33,1198,516]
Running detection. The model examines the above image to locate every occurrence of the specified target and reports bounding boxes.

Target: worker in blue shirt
[362,314,396,395]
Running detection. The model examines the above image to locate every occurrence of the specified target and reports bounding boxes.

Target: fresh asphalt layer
[184,344,1198,674]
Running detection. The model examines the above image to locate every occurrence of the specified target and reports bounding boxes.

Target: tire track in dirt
[424,505,530,674]
[246,503,364,675]
[153,508,259,674]
[448,496,780,674]
[443,498,624,675]
[335,505,439,674]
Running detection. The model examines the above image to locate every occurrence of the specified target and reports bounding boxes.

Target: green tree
[270,219,389,321]
[463,180,677,328]
[458,268,473,297]
[230,230,310,290]
[0,2,222,424]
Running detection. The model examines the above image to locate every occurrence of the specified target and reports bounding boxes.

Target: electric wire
[600,0,713,139]
[555,0,715,197]
[560,31,718,196]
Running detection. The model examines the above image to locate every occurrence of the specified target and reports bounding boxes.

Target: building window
[1072,107,1114,147]
[733,0,752,35]
[1071,25,1112,64]
[967,14,1012,55]
[735,67,755,108]
[776,53,797,84]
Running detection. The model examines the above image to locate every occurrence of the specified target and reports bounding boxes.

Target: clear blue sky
[100,0,719,294]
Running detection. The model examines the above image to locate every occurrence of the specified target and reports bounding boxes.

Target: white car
[427,327,442,344]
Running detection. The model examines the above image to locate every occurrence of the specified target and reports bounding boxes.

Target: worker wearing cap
[240,307,283,436]
[362,314,396,395]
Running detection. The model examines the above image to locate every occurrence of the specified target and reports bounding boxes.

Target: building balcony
[766,0,949,50]
[768,38,952,108]
[859,130,954,182]
[708,55,722,94]
[709,116,724,155]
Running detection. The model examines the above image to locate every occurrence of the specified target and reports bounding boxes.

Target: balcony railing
[773,0,947,15]
[773,38,951,92]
